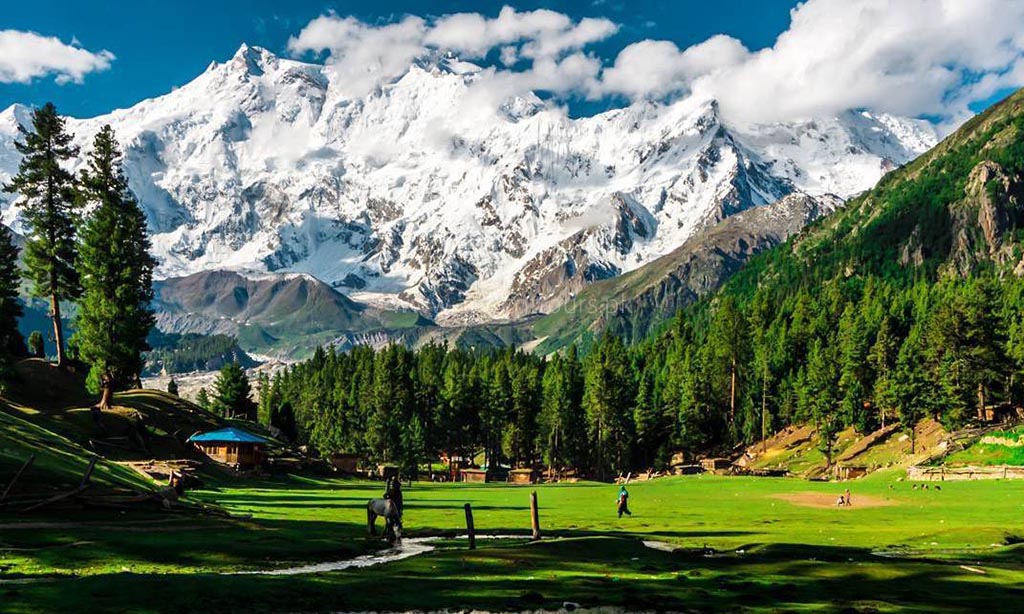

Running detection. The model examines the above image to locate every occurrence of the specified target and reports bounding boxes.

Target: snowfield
[0,44,937,322]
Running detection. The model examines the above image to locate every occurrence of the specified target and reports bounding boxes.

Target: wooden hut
[508,468,537,484]
[329,453,361,474]
[188,427,267,471]
[460,468,488,483]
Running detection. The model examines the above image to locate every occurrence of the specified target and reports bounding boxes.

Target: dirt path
[772,492,897,509]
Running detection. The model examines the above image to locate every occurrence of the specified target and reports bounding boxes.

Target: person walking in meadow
[616,485,632,518]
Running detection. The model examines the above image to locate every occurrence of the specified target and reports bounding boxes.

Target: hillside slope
[629,87,1024,457]
[154,270,432,357]
[533,192,843,351]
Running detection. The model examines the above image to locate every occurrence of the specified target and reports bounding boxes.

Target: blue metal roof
[188,427,268,444]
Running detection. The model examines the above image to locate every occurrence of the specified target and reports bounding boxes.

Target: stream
[232,534,529,576]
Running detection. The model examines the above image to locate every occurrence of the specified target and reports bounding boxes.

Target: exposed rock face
[539,192,843,349]
[154,270,368,338]
[947,160,1024,275]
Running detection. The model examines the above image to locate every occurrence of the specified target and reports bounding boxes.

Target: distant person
[617,485,632,518]
[836,495,846,507]
[844,488,852,507]
[384,475,403,517]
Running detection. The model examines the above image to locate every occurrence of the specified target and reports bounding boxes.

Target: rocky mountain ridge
[0,43,936,325]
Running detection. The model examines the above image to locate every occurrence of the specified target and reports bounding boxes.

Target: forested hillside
[638,87,1024,457]
[257,89,1024,475]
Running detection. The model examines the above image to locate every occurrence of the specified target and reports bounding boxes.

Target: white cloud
[600,35,749,100]
[427,7,616,60]
[686,0,1024,125]
[288,15,427,99]
[287,1,1024,128]
[289,7,615,101]
[0,30,114,85]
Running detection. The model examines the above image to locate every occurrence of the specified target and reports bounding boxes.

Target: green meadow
[2,472,1023,613]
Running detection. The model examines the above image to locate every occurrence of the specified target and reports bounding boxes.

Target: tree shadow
[4,533,1023,613]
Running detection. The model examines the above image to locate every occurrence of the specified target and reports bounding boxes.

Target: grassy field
[946,426,1024,466]
[2,471,1023,613]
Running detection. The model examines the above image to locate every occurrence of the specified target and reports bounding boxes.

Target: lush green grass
[947,426,1024,466]
[3,473,1024,612]
[0,403,157,495]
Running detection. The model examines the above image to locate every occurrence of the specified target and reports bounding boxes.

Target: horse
[367,498,402,543]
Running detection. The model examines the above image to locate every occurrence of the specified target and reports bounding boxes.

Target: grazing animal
[367,498,402,543]
[935,485,941,491]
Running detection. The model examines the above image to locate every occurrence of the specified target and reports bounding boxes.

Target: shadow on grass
[0,515,377,575]
[4,527,1023,613]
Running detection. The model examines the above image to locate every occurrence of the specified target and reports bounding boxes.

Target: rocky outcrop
[946,160,1024,276]
[536,192,842,349]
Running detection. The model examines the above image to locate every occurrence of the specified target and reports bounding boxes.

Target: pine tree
[212,362,256,419]
[869,317,900,429]
[4,103,80,367]
[196,386,210,410]
[167,378,179,396]
[74,126,156,408]
[0,225,24,361]
[256,371,271,425]
[582,335,635,479]
[708,297,749,438]
[806,339,841,465]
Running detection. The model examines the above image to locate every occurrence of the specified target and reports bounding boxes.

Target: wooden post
[80,457,98,487]
[530,490,541,540]
[464,503,476,550]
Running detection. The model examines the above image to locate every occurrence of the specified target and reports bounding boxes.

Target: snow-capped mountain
[0,44,937,323]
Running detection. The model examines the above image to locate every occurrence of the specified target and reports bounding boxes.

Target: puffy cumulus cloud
[688,0,1024,126]
[427,7,616,60]
[287,15,427,98]
[289,6,615,100]
[288,0,1024,128]
[600,35,749,100]
[0,30,114,85]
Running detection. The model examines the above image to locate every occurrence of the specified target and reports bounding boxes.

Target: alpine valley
[0,44,937,358]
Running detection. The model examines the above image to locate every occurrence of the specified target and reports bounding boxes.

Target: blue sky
[0,1,798,118]
[1,1,1022,127]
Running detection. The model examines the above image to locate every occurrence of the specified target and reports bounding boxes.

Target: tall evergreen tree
[3,103,80,367]
[195,386,211,410]
[0,225,24,362]
[805,339,841,465]
[212,362,256,419]
[582,335,635,478]
[74,126,156,408]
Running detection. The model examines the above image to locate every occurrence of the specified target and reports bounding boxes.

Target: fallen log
[1,454,35,502]
[19,457,98,513]
[21,484,90,513]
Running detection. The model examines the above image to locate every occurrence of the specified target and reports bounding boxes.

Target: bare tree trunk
[761,359,768,454]
[98,383,113,411]
[51,293,66,367]
[730,357,737,427]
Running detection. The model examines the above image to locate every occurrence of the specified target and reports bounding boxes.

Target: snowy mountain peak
[0,45,939,322]
[229,43,279,75]
[0,103,31,131]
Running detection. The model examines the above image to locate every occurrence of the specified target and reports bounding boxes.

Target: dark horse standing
[367,475,404,543]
